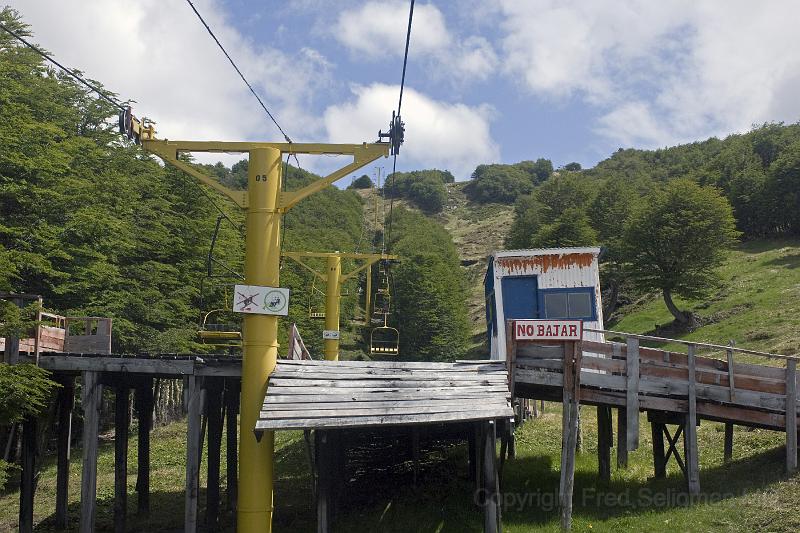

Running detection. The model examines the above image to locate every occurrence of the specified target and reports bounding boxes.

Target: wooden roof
[255,359,512,432]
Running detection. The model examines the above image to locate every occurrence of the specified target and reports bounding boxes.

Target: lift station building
[484,247,605,360]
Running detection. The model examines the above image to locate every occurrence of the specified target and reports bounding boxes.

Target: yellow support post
[365,262,373,321]
[239,147,282,531]
[324,255,342,360]
[134,125,391,533]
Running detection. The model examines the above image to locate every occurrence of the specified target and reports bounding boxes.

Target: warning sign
[514,320,582,341]
[232,284,290,316]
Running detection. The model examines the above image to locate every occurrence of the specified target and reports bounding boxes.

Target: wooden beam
[19,417,36,533]
[206,379,224,531]
[560,341,581,531]
[225,378,240,510]
[80,371,103,533]
[625,338,640,452]
[786,360,797,474]
[316,430,331,533]
[597,406,612,482]
[685,345,700,494]
[651,421,666,478]
[114,386,130,533]
[724,423,734,463]
[184,375,202,533]
[55,377,74,529]
[617,407,628,469]
[482,420,499,533]
[135,378,153,515]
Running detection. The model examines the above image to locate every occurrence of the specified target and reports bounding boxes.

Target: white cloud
[324,83,498,178]
[496,0,800,148]
[333,1,497,83]
[6,0,331,160]
[334,1,450,59]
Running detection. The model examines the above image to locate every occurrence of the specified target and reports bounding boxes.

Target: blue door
[501,276,538,320]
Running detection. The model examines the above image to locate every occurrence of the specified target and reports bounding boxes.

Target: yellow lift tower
[125,114,394,533]
[282,251,397,360]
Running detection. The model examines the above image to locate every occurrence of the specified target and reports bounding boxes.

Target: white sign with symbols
[232,284,290,316]
[514,319,582,341]
[322,330,340,340]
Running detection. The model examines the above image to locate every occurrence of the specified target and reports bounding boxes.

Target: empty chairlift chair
[370,316,399,356]
[308,278,326,319]
[197,309,242,348]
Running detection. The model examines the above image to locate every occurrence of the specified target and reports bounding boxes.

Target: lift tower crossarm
[141,139,389,210]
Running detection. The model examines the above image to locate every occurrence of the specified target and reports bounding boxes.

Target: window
[541,288,596,320]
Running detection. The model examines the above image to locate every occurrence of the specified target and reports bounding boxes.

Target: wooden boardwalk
[508,327,800,500]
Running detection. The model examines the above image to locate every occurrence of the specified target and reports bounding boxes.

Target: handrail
[585,327,799,362]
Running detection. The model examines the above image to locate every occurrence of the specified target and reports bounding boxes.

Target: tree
[563,162,582,171]
[464,164,533,203]
[516,158,554,184]
[531,208,597,248]
[588,177,642,315]
[505,194,545,249]
[348,174,373,189]
[386,208,470,360]
[623,180,739,326]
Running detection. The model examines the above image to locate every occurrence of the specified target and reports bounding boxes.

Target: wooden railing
[511,326,799,480]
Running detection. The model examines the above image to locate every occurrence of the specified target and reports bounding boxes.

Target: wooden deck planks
[256,361,513,432]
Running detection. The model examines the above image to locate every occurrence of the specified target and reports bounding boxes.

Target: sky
[7,0,800,181]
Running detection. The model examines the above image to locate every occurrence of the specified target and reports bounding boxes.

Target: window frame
[538,287,597,321]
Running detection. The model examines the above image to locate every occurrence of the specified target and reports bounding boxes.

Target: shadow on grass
[765,253,800,269]
[502,443,787,528]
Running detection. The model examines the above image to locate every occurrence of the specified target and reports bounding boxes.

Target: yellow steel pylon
[132,122,389,533]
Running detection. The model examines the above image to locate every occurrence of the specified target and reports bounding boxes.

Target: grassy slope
[611,239,800,360]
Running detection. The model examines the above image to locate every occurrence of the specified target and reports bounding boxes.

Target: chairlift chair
[197,309,242,347]
[370,315,399,356]
[308,278,326,319]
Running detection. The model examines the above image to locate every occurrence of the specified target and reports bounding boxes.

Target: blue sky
[9,1,800,181]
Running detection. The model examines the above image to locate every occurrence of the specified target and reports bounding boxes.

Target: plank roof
[255,359,513,432]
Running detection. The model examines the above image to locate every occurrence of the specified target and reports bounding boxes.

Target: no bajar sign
[513,319,583,341]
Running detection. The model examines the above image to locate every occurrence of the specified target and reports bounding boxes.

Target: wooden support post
[316,430,331,533]
[726,341,737,403]
[625,338,640,452]
[19,417,37,533]
[468,427,477,482]
[114,385,130,533]
[786,360,797,474]
[184,375,202,533]
[410,426,420,486]
[135,378,153,515]
[597,406,612,482]
[617,407,628,468]
[651,422,666,478]
[55,377,74,529]
[685,345,700,494]
[724,423,734,463]
[482,420,499,533]
[224,378,240,510]
[80,371,102,533]
[560,340,582,531]
[206,379,224,531]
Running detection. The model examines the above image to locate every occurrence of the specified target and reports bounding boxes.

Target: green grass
[4,405,798,532]
[611,239,800,359]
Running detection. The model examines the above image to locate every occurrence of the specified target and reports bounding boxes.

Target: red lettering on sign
[569,324,577,337]
[516,323,525,338]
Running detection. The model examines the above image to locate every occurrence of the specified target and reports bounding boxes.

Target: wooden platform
[255,359,513,432]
